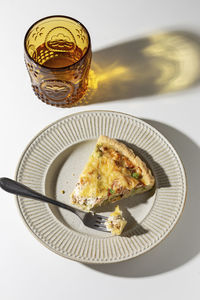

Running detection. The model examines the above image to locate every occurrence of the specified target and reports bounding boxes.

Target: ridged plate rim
[15,110,187,264]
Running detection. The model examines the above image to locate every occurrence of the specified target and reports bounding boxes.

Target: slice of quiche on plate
[71,135,155,211]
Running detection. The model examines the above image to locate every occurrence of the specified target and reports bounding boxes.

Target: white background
[0,0,200,299]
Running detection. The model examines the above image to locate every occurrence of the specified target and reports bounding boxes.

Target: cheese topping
[78,144,144,199]
[70,136,155,212]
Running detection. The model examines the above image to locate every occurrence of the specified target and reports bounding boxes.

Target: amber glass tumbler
[24,15,91,107]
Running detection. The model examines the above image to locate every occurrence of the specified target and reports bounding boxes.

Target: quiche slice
[105,206,127,235]
[71,135,155,211]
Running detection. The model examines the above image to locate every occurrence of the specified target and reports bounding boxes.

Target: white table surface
[0,0,200,299]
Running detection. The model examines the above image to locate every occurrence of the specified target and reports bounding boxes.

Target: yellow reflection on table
[79,30,200,105]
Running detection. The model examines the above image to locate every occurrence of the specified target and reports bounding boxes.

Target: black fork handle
[0,177,79,215]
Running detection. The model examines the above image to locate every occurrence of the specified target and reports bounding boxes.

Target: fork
[0,177,108,232]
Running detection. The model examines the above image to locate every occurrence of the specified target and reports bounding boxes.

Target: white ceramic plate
[16,111,186,263]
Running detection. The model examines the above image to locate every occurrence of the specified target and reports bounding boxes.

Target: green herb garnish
[132,172,140,179]
[96,144,103,156]
[96,144,102,150]
[109,188,115,194]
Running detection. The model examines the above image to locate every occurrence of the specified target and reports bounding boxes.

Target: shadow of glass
[78,30,200,105]
[84,120,200,277]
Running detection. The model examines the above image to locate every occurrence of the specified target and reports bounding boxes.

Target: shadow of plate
[83,120,200,277]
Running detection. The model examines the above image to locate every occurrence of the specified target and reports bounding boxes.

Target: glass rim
[24,15,91,70]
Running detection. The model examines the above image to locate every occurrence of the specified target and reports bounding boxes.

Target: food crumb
[61,190,65,194]
[72,173,75,176]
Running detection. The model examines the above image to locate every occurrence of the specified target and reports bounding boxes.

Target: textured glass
[24,16,91,107]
